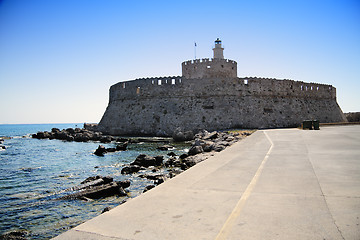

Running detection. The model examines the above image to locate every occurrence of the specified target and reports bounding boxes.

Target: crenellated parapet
[182,58,237,79]
[108,75,337,103]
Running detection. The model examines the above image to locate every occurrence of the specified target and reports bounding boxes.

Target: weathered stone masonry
[98,39,346,136]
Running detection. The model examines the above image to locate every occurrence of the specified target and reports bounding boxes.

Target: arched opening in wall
[316,86,319,91]
[158,80,162,85]
[221,65,224,68]
[301,85,303,90]
[152,80,154,84]
[311,86,313,90]
[165,79,168,84]
[306,86,308,91]
[179,78,182,83]
[171,79,176,85]
[244,79,248,85]
[136,87,140,95]
[123,83,126,88]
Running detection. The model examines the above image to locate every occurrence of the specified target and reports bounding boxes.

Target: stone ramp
[53,126,360,239]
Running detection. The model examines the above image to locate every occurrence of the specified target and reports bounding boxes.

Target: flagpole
[194,42,197,59]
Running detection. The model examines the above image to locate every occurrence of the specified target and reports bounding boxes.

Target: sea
[0,123,189,239]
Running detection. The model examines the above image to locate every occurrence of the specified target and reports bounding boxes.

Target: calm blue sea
[0,124,188,239]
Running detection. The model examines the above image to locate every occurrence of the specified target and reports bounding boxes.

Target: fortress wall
[109,76,336,101]
[109,76,183,102]
[243,77,337,99]
[98,77,346,136]
[182,58,237,79]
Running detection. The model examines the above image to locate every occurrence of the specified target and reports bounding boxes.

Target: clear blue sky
[0,0,359,124]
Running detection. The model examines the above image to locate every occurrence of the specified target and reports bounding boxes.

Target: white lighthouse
[213,38,224,59]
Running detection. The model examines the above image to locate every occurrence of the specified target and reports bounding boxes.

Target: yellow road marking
[215,131,274,240]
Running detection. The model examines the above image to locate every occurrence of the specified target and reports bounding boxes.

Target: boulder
[131,154,159,167]
[91,132,102,141]
[117,179,131,189]
[32,131,46,139]
[188,145,204,156]
[66,135,75,141]
[213,143,226,152]
[141,174,168,185]
[182,158,197,168]
[167,152,177,157]
[164,157,181,167]
[100,136,112,143]
[194,129,210,138]
[51,128,60,133]
[179,153,189,159]
[0,229,29,240]
[66,128,76,134]
[57,176,129,200]
[57,182,127,200]
[106,147,117,152]
[84,123,98,131]
[80,175,113,184]
[172,128,194,142]
[202,142,215,152]
[54,130,69,140]
[154,178,165,185]
[74,133,90,142]
[116,137,129,143]
[116,142,128,151]
[203,131,218,140]
[224,135,235,142]
[156,144,174,151]
[101,206,112,213]
[121,165,141,174]
[154,155,164,165]
[94,145,106,156]
[168,168,184,178]
[62,176,113,192]
[143,185,155,193]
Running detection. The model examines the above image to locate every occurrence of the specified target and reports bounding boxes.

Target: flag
[195,42,197,47]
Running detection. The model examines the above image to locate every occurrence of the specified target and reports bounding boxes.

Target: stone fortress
[97,38,347,136]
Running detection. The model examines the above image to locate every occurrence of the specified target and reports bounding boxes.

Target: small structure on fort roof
[182,38,237,79]
[97,38,347,136]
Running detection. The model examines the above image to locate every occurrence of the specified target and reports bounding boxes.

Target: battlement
[109,76,336,103]
[182,58,237,79]
[182,58,237,65]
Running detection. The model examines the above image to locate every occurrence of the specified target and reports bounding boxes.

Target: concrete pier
[54,126,360,239]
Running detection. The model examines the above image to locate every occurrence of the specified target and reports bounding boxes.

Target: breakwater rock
[56,175,130,200]
[32,127,110,142]
[94,143,128,156]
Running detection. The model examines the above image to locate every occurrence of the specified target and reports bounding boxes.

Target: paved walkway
[54,126,360,240]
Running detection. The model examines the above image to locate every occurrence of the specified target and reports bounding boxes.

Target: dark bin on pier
[302,120,313,130]
[312,120,320,130]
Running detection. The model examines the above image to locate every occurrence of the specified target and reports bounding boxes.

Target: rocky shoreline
[30,126,253,201]
[0,127,253,240]
[48,128,253,202]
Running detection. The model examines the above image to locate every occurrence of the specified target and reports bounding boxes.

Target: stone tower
[181,38,237,79]
[213,38,224,59]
